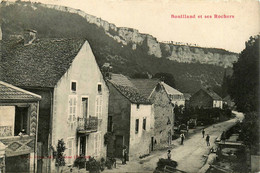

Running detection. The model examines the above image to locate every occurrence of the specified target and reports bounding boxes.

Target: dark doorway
[79,136,86,156]
[151,137,154,151]
[6,154,30,173]
[115,135,124,158]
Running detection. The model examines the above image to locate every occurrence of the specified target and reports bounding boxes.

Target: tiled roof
[0,81,41,101]
[0,38,85,88]
[161,82,183,96]
[130,79,160,98]
[223,95,231,101]
[108,74,151,104]
[201,88,222,100]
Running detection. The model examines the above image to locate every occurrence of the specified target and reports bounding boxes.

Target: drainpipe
[48,90,53,173]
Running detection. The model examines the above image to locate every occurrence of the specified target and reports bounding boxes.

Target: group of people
[179,128,211,146]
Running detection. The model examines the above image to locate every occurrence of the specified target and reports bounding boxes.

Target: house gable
[190,89,213,108]
[51,41,109,164]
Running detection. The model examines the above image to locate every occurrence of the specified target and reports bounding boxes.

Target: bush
[73,156,86,169]
[105,157,116,169]
[86,157,100,173]
[155,158,178,172]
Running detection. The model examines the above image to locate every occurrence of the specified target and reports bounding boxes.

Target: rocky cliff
[0,1,236,93]
[36,3,238,68]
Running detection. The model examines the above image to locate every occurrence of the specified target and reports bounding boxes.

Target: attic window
[137,104,140,109]
[98,84,102,93]
[71,81,77,92]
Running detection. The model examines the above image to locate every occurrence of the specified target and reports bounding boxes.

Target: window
[98,84,102,94]
[94,132,101,156]
[71,81,77,92]
[137,104,140,109]
[143,118,146,130]
[67,138,74,165]
[14,107,29,136]
[95,95,102,118]
[135,119,139,133]
[108,116,113,132]
[68,96,77,129]
[82,97,88,118]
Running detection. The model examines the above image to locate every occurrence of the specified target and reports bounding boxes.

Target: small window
[135,119,139,133]
[143,118,146,130]
[108,116,113,132]
[137,104,140,109]
[98,84,102,93]
[71,82,77,92]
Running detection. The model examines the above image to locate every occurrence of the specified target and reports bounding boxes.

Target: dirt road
[103,111,244,173]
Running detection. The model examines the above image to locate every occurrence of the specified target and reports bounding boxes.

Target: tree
[228,35,259,112]
[55,139,66,172]
[221,69,231,98]
[153,73,176,88]
[131,72,150,79]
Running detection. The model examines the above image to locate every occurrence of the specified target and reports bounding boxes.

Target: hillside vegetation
[0,1,233,93]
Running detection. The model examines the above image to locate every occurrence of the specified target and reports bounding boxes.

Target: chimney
[102,63,112,79]
[24,29,37,45]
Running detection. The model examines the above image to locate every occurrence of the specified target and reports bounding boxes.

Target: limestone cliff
[4,2,238,67]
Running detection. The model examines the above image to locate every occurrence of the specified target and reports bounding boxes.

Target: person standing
[167,150,171,160]
[206,134,210,146]
[202,128,205,138]
[180,133,185,145]
[221,131,226,144]
[122,146,127,165]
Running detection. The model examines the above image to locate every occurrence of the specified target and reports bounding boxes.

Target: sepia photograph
[0,0,259,172]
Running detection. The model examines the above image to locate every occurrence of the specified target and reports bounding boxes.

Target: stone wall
[150,84,174,149]
[106,82,131,158]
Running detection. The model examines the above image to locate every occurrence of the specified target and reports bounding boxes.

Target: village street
[103,111,244,173]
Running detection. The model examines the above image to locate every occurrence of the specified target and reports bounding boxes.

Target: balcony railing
[77,117,98,133]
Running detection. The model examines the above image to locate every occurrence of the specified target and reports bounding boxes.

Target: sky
[22,0,260,52]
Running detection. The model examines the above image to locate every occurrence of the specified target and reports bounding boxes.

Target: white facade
[51,41,109,169]
[129,103,154,159]
[213,100,223,109]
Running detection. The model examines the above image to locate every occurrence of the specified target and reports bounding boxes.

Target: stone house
[222,95,235,109]
[160,82,185,107]
[0,81,41,173]
[190,88,223,109]
[130,79,174,150]
[0,36,109,172]
[106,74,154,160]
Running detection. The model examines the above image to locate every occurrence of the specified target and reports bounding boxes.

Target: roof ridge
[0,81,41,100]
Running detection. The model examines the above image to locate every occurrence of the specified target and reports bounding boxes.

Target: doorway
[115,135,124,158]
[79,136,86,156]
[151,137,154,151]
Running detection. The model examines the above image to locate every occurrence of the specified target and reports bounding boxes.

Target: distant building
[130,79,174,150]
[106,74,154,160]
[223,95,235,108]
[161,82,185,107]
[183,93,192,108]
[0,81,41,173]
[0,37,109,172]
[190,88,223,109]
